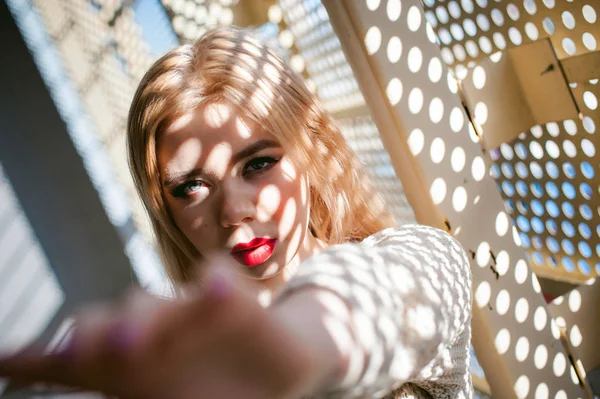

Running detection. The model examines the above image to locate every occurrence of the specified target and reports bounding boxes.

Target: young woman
[0,27,472,398]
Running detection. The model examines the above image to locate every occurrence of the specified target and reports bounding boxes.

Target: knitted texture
[279,225,473,398]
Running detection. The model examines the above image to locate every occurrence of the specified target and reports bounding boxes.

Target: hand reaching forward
[0,267,344,399]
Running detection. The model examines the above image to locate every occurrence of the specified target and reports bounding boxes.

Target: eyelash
[172,156,281,199]
[242,156,280,176]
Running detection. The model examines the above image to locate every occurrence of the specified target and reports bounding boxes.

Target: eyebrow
[162,167,204,188]
[231,139,281,164]
[161,139,281,188]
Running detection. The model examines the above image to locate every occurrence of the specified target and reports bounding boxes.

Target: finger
[0,347,70,384]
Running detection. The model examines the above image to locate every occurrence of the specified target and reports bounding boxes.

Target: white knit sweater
[278,225,473,398]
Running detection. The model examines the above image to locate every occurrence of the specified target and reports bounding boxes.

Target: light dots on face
[430,178,447,205]
[365,26,382,55]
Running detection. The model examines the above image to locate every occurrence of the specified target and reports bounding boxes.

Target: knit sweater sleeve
[276,225,473,398]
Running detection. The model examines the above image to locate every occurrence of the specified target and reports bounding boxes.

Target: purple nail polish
[107,322,138,351]
[207,274,230,299]
[56,334,79,359]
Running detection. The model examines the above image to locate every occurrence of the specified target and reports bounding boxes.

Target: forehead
[156,104,283,177]
[159,103,267,152]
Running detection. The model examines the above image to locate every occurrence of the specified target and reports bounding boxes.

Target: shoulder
[362,225,471,277]
[363,224,463,250]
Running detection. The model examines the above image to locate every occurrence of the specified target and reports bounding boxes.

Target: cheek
[164,196,217,245]
[257,184,281,222]
[259,163,308,240]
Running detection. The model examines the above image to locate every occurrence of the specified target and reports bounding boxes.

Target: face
[157,102,316,281]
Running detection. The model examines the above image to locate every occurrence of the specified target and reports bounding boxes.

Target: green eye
[243,157,280,176]
[173,180,205,198]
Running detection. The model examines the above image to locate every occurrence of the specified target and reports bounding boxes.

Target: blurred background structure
[0,0,598,397]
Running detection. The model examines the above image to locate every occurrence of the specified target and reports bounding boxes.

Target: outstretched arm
[272,225,473,398]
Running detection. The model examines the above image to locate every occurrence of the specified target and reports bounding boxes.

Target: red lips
[231,238,277,267]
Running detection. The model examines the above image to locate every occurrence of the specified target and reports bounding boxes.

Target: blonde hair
[127,26,394,284]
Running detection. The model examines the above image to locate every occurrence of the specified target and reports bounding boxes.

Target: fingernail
[107,322,138,352]
[56,334,78,359]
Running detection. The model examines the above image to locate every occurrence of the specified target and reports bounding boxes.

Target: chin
[243,259,285,280]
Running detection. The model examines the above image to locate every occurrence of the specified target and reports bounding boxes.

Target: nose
[220,179,256,228]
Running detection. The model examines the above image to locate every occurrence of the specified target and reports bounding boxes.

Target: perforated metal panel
[161,0,236,41]
[489,82,600,282]
[278,0,416,224]
[422,0,600,284]
[323,0,591,396]
[423,0,599,73]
